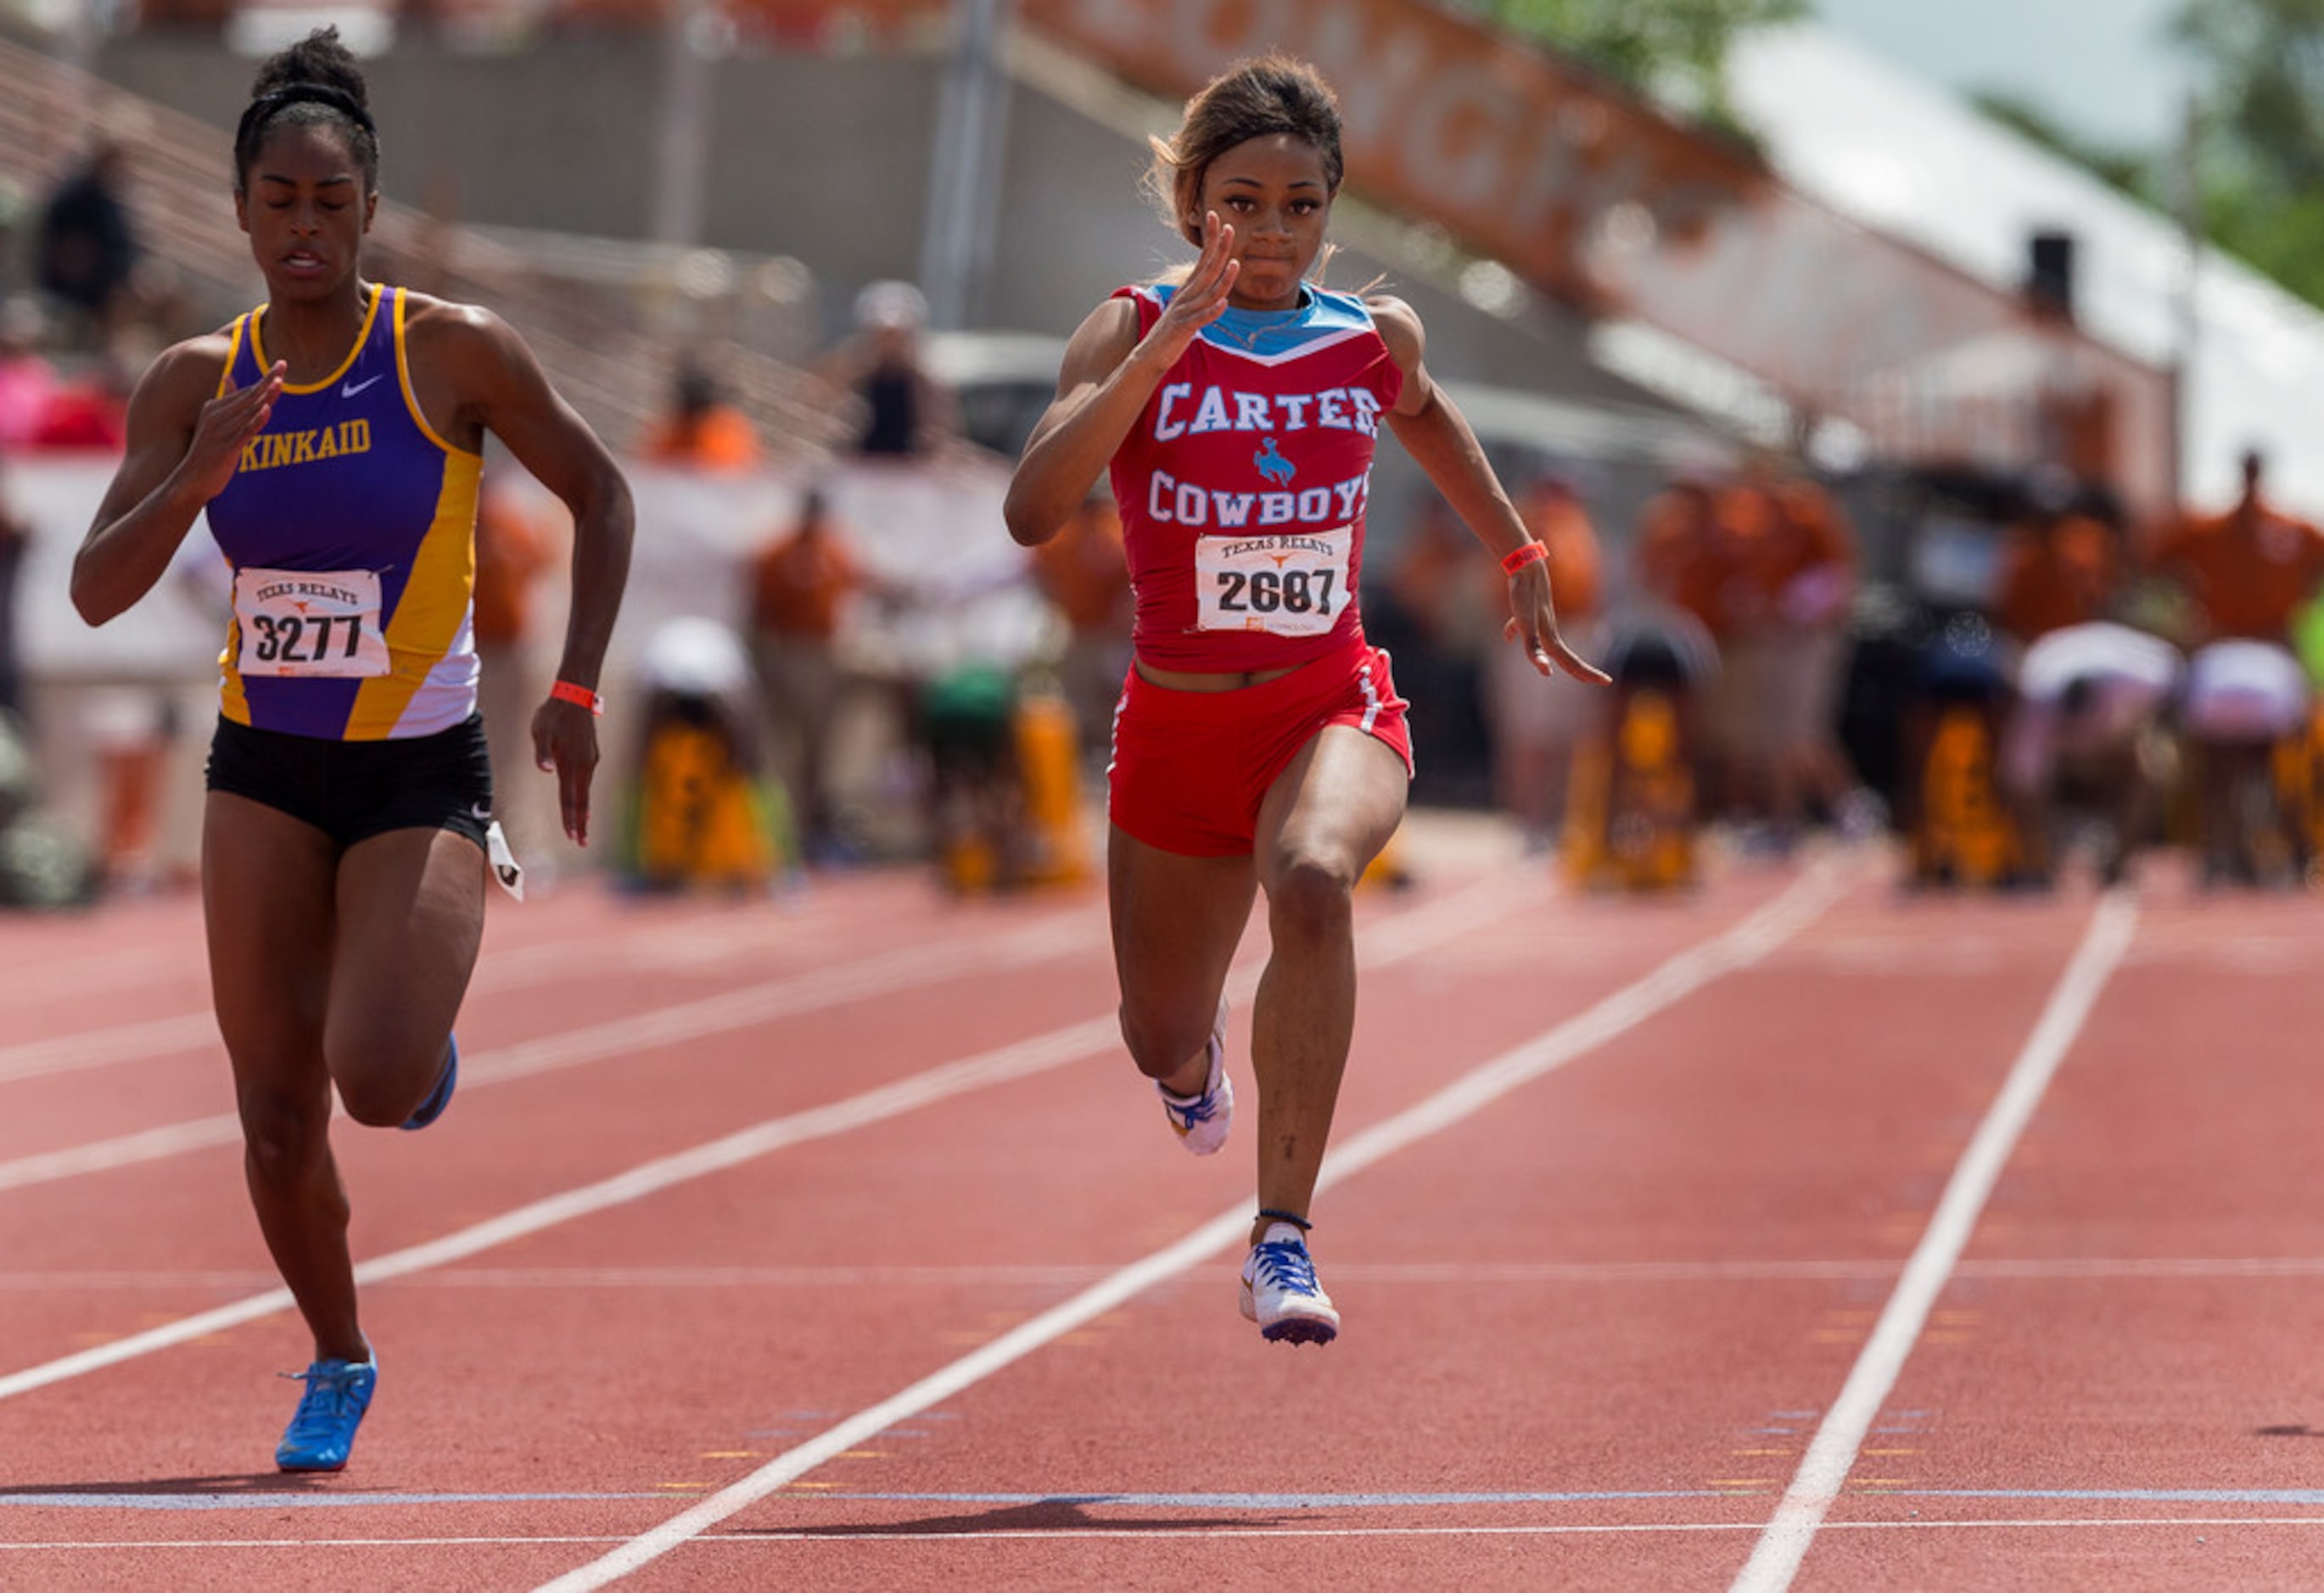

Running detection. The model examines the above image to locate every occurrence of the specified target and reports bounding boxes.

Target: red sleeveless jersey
[1106,282,1403,674]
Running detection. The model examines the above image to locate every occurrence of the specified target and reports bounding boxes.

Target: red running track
[3,819,2323,1590]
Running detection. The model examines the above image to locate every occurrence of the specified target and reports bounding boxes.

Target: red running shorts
[1107,635,1414,858]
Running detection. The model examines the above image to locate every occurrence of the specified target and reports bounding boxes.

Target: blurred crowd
[1387,433,2324,897]
[11,131,2324,908]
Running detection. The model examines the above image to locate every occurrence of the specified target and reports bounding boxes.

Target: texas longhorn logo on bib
[1194,525,1352,636]
[232,566,392,678]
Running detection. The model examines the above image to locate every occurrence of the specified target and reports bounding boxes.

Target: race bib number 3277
[1194,526,1352,637]
[232,566,391,678]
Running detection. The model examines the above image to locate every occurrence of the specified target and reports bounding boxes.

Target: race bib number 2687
[232,566,391,678]
[1194,526,1352,637]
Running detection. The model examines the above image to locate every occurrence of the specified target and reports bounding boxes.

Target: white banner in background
[8,451,1050,688]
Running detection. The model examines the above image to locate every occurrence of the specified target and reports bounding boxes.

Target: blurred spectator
[2150,449,2324,884]
[1027,492,1132,766]
[916,659,1022,893]
[817,281,955,458]
[472,474,557,860]
[1712,460,1864,848]
[2148,450,2324,646]
[1632,471,1733,808]
[637,359,764,472]
[1991,468,2121,646]
[1480,472,1604,852]
[35,142,141,347]
[748,485,865,859]
[1384,495,1493,804]
[1997,621,2182,888]
[0,298,58,447]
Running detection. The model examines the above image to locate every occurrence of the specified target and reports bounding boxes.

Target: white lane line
[0,911,1102,1193]
[1728,891,2140,1593]
[30,1251,2324,1293]
[531,860,1851,1592]
[12,1516,2324,1553]
[0,873,1532,1402]
[0,904,1100,1090]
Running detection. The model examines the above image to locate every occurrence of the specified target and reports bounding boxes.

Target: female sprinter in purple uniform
[71,28,632,1467]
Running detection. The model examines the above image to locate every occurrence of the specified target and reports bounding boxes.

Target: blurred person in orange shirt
[1711,461,1864,849]
[1633,470,1735,808]
[472,473,557,864]
[1481,471,1603,851]
[1028,492,1133,766]
[749,484,864,858]
[1991,469,2121,646]
[2149,448,2323,884]
[637,358,764,472]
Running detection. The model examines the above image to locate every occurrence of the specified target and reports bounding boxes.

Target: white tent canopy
[1729,23,2324,520]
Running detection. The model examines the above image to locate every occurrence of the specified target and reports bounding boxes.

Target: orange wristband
[550,679,605,716]
[1501,540,1548,575]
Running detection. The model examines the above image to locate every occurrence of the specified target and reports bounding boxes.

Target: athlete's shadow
[0,1473,335,1497]
[767,1498,1275,1536]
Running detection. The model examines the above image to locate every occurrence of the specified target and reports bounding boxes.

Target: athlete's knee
[327,1033,440,1127]
[1117,999,1207,1081]
[1267,852,1357,946]
[238,1082,332,1184]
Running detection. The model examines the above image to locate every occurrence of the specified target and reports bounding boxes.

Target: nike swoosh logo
[470,802,493,821]
[342,374,385,399]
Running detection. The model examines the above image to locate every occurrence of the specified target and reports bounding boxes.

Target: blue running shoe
[1239,1228,1339,1345]
[275,1355,377,1472]
[400,1036,457,1132]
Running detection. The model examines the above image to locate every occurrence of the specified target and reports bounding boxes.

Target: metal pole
[2167,85,2203,515]
[920,0,1014,332]
[650,0,714,253]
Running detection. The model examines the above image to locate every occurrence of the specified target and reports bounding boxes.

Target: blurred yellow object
[1912,706,2018,887]
[2271,702,2324,877]
[1359,831,1410,890]
[1565,688,1695,892]
[634,720,780,890]
[1011,686,1092,889]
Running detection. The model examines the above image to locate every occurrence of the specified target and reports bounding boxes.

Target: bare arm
[416,299,635,845]
[70,338,285,625]
[1373,295,1606,685]
[1002,213,1242,546]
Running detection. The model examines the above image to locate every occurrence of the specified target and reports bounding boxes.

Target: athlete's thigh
[1107,824,1256,1020]
[325,826,487,1069]
[1255,724,1410,890]
[203,791,339,1097]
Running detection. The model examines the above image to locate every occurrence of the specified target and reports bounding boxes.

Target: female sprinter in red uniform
[1004,56,1602,1344]
[70,30,632,1466]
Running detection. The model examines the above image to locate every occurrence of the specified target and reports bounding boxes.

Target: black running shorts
[205,712,494,852]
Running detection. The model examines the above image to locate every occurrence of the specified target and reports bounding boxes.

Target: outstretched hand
[182,361,285,504]
[1145,211,1241,363]
[1505,567,1610,685]
[532,697,602,847]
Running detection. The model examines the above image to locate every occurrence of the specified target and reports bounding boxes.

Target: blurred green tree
[1467,0,1808,136]
[2173,0,2324,308]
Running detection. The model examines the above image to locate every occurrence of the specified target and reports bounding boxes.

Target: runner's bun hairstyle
[234,26,380,194]
[1145,55,1344,249]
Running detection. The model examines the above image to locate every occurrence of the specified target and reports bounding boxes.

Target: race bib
[1194,527,1352,637]
[232,567,391,679]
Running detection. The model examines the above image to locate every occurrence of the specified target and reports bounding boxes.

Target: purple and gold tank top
[206,284,481,741]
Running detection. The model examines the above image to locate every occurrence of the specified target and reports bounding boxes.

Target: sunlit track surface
[3,830,2323,1590]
